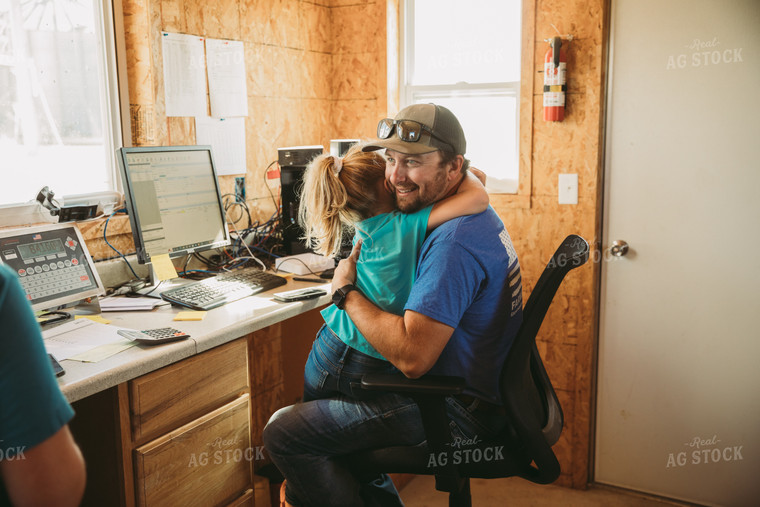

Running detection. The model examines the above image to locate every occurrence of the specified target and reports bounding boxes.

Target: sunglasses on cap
[376,118,455,152]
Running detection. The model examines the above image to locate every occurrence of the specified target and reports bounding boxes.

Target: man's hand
[331,240,362,293]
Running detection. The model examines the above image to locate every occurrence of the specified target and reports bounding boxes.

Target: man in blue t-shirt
[0,265,86,506]
[263,104,522,507]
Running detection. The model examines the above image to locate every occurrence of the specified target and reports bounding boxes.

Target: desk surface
[57,279,331,403]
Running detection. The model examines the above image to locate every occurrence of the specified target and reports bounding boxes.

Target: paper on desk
[99,297,166,312]
[75,315,112,324]
[68,340,135,363]
[161,32,207,117]
[42,319,135,361]
[195,116,246,175]
[206,38,247,118]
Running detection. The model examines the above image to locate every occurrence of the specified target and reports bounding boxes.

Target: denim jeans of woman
[262,325,507,507]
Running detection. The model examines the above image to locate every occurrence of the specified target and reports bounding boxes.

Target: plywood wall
[113,0,607,490]
[122,0,388,222]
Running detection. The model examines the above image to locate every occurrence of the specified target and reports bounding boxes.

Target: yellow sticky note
[75,315,112,325]
[151,253,178,281]
[174,311,207,321]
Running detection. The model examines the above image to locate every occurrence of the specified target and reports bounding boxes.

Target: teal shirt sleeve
[0,265,74,458]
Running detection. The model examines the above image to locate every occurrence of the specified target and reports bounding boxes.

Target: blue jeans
[303,325,400,402]
[263,325,508,507]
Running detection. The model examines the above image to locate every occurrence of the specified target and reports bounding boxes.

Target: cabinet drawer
[227,489,254,507]
[134,394,252,507]
[130,339,249,442]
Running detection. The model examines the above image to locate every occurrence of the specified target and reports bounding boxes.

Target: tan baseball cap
[363,103,467,155]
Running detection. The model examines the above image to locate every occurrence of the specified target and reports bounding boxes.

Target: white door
[596,1,760,506]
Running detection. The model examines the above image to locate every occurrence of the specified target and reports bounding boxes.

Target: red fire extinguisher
[543,36,566,121]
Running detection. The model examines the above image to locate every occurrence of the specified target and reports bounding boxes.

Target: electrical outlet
[558,173,578,204]
[234,177,246,203]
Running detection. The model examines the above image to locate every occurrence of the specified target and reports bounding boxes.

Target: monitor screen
[117,146,230,264]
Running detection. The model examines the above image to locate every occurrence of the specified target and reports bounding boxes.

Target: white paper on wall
[195,116,246,175]
[206,38,248,118]
[161,32,207,117]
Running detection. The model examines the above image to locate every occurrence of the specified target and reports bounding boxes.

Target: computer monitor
[116,146,230,266]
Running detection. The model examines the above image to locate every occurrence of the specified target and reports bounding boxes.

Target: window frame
[0,0,125,214]
[398,0,534,206]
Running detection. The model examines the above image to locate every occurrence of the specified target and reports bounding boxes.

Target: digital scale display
[17,238,65,260]
[0,224,105,312]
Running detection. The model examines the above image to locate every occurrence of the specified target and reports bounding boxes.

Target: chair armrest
[360,373,466,395]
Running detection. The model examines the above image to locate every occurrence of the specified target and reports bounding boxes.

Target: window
[0,0,122,206]
[402,0,521,193]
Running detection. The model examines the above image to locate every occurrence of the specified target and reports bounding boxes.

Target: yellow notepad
[174,311,207,321]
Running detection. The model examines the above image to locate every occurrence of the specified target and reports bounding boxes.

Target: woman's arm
[427,171,489,231]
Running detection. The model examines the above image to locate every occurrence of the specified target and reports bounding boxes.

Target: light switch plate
[558,173,578,204]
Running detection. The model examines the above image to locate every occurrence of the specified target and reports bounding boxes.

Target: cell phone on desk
[273,287,327,302]
[49,354,65,377]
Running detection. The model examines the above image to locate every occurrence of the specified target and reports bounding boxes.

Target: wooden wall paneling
[123,0,158,146]
[301,2,332,54]
[332,2,384,56]
[78,215,136,261]
[332,52,383,100]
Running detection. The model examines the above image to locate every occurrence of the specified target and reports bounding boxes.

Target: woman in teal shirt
[297,143,488,400]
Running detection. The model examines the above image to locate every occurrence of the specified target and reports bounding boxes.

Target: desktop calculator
[117,327,190,344]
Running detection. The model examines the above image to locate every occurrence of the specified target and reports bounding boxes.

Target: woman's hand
[331,240,362,292]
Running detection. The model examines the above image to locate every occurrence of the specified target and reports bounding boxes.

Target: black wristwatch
[332,284,357,309]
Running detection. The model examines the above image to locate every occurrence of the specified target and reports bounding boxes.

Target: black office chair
[339,234,590,506]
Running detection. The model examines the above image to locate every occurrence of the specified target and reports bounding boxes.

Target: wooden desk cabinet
[125,339,254,507]
[126,339,253,507]
[69,308,324,507]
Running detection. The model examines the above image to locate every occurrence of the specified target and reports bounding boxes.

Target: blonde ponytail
[298,143,386,256]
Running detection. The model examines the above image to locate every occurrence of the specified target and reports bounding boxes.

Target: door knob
[610,240,629,257]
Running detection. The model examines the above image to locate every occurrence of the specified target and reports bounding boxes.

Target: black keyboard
[160,268,288,310]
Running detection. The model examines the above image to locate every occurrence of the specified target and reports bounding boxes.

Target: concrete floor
[399,475,692,507]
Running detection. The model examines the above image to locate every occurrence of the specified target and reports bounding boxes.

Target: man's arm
[332,241,454,378]
[0,425,86,507]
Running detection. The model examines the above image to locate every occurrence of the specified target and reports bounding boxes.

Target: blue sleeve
[404,225,485,328]
[0,265,74,456]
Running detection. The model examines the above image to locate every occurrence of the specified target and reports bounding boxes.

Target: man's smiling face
[383,149,451,213]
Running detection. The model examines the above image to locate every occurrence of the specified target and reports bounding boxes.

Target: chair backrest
[499,235,589,484]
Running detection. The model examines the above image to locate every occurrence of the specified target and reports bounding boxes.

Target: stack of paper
[42,319,135,362]
[100,297,167,312]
